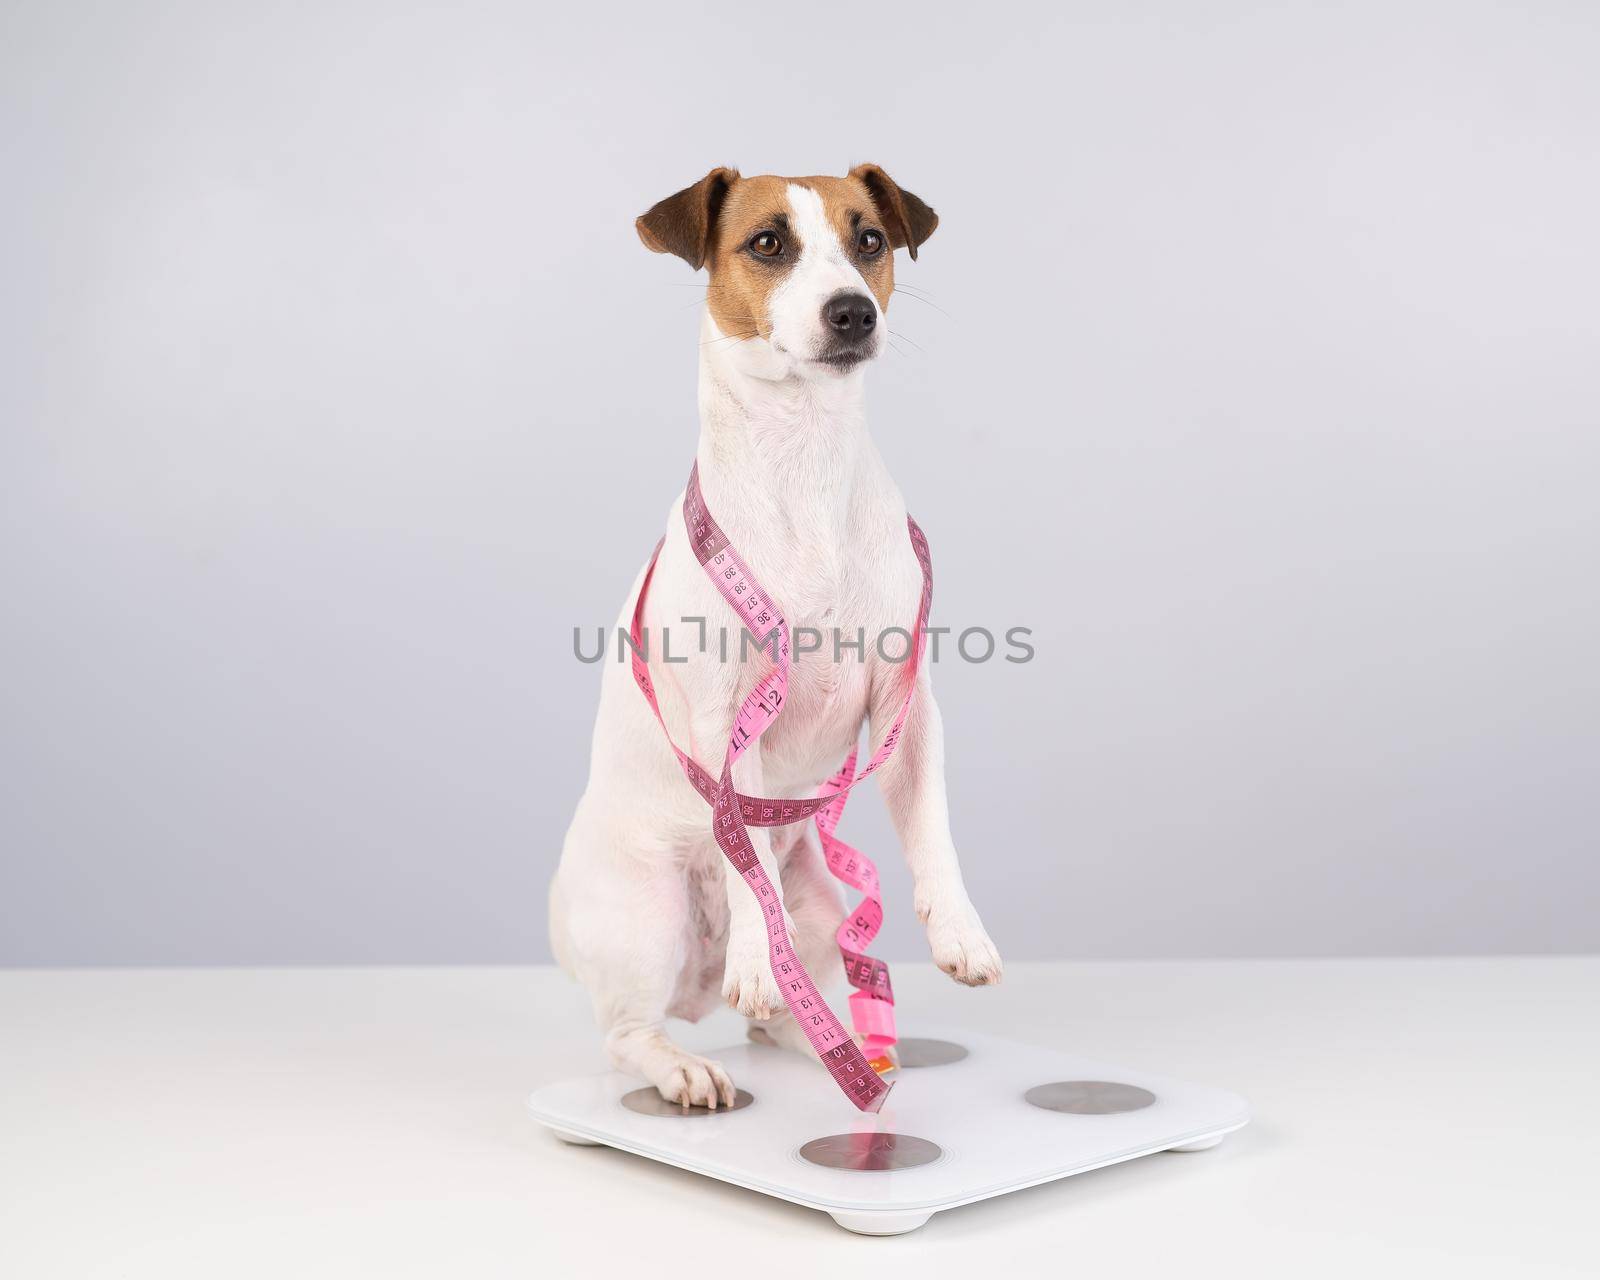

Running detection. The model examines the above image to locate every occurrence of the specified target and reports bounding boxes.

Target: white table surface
[3,958,1595,1278]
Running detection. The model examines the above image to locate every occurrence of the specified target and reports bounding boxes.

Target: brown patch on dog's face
[701,175,797,342]
[849,164,940,262]
[813,174,897,312]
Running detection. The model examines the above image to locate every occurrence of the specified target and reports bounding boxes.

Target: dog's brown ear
[850,164,938,260]
[635,167,739,270]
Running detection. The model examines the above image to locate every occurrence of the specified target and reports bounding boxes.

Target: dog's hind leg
[560,822,738,1110]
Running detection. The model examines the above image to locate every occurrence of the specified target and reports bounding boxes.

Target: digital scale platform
[528,1027,1249,1235]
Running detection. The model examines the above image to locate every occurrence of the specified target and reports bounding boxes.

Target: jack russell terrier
[550,164,1003,1109]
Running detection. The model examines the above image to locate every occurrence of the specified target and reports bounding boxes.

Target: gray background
[3,1,1597,966]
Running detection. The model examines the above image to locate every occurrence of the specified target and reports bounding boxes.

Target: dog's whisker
[893,284,945,310]
[892,288,953,319]
[891,330,928,354]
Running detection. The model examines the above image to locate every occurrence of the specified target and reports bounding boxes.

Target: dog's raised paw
[722,936,785,1019]
[722,960,785,1019]
[926,903,1004,987]
[722,911,795,1019]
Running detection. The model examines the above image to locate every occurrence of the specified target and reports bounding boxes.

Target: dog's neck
[695,316,868,542]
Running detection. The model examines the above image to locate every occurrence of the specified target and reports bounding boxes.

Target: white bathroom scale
[527,1027,1250,1235]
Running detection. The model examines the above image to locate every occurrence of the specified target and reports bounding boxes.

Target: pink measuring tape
[628,464,933,1112]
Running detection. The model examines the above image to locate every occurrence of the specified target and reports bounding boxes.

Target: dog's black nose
[823,291,877,342]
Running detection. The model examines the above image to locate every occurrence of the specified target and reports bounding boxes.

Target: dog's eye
[749,232,782,258]
[858,229,884,256]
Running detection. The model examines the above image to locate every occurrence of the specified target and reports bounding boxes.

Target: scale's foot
[549,1126,603,1146]
[829,1209,934,1236]
[1167,1133,1226,1152]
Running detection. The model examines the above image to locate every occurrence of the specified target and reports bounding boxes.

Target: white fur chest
[688,421,923,797]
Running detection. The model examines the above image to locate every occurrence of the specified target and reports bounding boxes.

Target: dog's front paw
[722,924,788,1019]
[923,898,1003,987]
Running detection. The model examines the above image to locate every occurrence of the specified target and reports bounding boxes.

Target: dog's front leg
[705,724,793,1020]
[874,672,1004,986]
